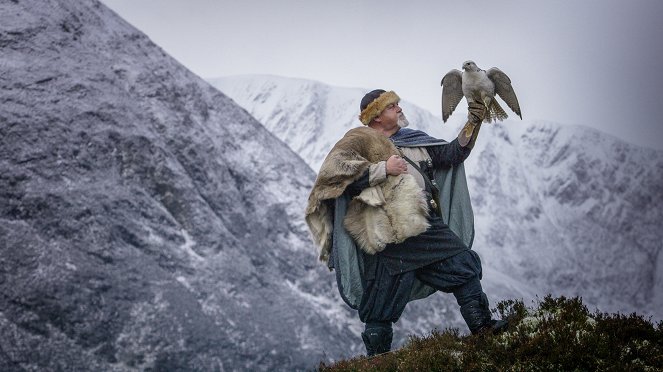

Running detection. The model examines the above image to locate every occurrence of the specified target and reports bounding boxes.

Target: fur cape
[305,126,430,263]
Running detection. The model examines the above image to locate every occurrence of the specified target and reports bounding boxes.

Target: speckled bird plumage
[441,60,522,123]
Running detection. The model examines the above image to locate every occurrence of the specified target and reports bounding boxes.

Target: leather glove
[458,102,485,148]
[458,121,479,148]
[467,102,486,125]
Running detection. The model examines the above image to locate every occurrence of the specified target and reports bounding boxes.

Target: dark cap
[360,89,386,111]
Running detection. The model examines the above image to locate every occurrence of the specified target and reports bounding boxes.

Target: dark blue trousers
[358,249,484,325]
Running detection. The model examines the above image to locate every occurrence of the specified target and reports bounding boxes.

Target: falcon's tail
[485,99,509,123]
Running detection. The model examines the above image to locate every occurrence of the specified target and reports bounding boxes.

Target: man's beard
[397,112,410,128]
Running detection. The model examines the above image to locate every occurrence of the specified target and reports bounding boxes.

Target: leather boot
[361,324,393,356]
[460,293,509,335]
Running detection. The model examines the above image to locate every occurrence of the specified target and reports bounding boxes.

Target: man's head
[359,89,409,131]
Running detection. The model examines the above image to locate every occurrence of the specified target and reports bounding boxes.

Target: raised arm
[427,102,485,167]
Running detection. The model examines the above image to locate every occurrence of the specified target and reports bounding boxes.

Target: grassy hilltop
[321,296,663,371]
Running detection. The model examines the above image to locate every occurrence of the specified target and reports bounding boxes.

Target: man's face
[376,102,401,129]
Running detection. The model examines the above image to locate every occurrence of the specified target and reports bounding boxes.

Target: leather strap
[398,151,442,216]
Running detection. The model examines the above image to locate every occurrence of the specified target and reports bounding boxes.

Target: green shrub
[319,296,662,372]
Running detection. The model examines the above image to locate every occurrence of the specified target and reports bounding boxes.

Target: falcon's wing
[441,69,463,123]
[487,67,522,119]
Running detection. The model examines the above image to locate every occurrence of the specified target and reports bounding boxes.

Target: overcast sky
[100,0,663,150]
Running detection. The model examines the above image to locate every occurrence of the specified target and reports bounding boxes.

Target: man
[305,89,507,356]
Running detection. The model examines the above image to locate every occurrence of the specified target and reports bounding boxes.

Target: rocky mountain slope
[211,75,663,322]
[0,1,365,370]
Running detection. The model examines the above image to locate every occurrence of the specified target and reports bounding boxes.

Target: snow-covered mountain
[210,75,461,172]
[211,75,663,321]
[0,1,366,370]
[2,0,660,368]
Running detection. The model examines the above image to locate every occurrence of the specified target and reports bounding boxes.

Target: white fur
[344,174,429,255]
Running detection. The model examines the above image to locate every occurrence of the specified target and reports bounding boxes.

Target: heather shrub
[320,296,662,371]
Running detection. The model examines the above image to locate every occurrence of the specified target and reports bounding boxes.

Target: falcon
[441,60,522,123]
